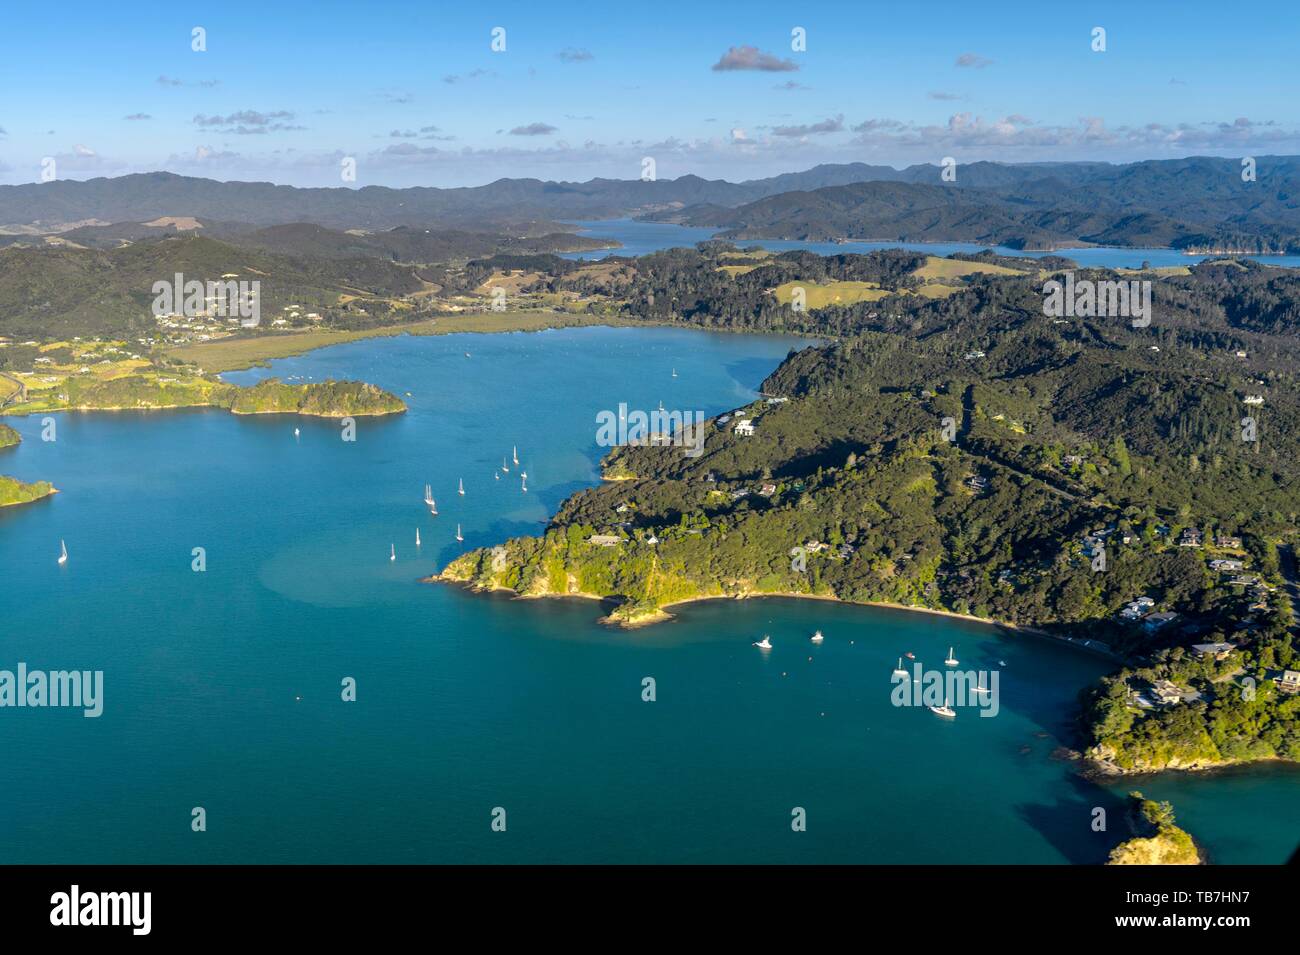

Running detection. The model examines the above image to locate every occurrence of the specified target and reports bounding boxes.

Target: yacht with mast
[929,698,956,718]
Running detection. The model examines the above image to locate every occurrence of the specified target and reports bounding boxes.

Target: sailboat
[810,630,824,644]
[973,673,990,696]
[753,635,772,649]
[521,474,527,493]
[57,539,68,565]
[494,472,499,481]
[424,484,437,512]
[389,543,396,562]
[501,457,509,473]
[512,446,519,466]
[458,478,465,496]
[944,646,959,667]
[672,368,677,378]
[415,528,421,548]
[929,697,956,718]
[892,657,908,676]
[293,427,300,439]
[455,524,464,542]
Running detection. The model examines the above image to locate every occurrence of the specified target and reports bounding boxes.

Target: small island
[0,473,57,508]
[4,371,405,418]
[1107,792,1201,865]
[0,423,19,449]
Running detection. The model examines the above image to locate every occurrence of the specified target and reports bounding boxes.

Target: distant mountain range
[649,156,1300,252]
[2,156,1299,250]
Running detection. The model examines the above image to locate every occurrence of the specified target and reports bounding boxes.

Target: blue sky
[1,0,1296,187]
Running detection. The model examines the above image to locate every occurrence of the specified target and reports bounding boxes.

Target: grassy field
[163,310,617,372]
[913,256,1024,280]
[772,280,892,308]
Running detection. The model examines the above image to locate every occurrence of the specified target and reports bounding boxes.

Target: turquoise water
[562,218,1300,269]
[1,326,1296,863]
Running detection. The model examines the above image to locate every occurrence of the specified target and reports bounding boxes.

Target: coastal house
[733,419,755,437]
[1279,671,1300,694]
[1120,597,1156,620]
[1215,535,1243,549]
[1210,558,1244,572]
[587,534,623,547]
[1150,679,1184,706]
[765,396,789,405]
[1178,528,1203,547]
[963,350,985,360]
[1190,642,1235,661]
[758,483,777,497]
[1235,350,1248,358]
[804,541,829,553]
[1063,454,1084,465]
[965,475,989,493]
[1143,611,1179,632]
[1243,395,1265,406]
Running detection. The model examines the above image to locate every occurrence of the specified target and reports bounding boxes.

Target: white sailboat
[455,524,464,542]
[57,539,68,565]
[390,543,396,562]
[944,646,959,667]
[458,478,464,496]
[753,635,772,649]
[973,673,991,696]
[494,472,499,481]
[810,630,824,644]
[672,368,677,378]
[929,697,956,718]
[892,657,908,676]
[501,457,509,473]
[293,427,300,439]
[415,528,421,548]
[512,446,519,466]
[521,474,527,493]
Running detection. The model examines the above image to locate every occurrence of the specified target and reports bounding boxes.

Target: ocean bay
[1,325,1295,863]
